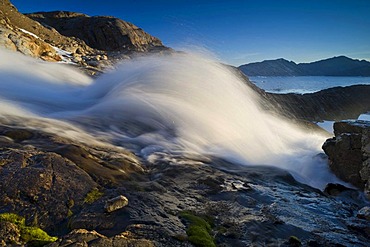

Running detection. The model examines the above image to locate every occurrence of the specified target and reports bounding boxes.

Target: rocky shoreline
[1,0,370,246]
[0,122,369,246]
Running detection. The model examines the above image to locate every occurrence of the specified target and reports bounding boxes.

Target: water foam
[0,48,344,189]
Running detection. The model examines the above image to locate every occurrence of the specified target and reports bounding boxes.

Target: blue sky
[12,0,370,66]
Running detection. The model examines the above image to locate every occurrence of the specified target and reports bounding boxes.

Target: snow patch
[19,28,77,64]
[52,46,77,65]
[19,28,40,39]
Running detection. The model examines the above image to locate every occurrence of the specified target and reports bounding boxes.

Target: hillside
[26,11,164,52]
[239,56,370,76]
[0,0,170,75]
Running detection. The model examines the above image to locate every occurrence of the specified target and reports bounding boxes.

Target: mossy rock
[84,188,104,204]
[0,213,25,225]
[180,211,216,247]
[187,225,216,247]
[0,213,57,246]
[21,226,58,245]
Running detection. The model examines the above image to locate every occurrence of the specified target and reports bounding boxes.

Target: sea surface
[249,76,370,94]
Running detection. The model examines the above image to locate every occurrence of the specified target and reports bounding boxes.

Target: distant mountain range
[238,56,370,76]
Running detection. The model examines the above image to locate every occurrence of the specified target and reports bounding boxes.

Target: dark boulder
[322,120,370,198]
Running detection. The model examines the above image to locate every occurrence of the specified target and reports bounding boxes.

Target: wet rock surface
[0,124,143,234]
[323,120,370,198]
[0,123,369,246]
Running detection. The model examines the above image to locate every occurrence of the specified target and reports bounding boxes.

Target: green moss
[0,213,57,246]
[21,227,58,243]
[83,188,103,204]
[0,213,25,225]
[180,211,216,247]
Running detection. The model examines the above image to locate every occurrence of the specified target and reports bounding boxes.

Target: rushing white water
[0,48,346,189]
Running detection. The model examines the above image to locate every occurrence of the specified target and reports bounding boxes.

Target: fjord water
[0,49,344,189]
[250,76,370,94]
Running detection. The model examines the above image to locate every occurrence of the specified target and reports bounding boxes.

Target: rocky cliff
[0,0,68,62]
[323,121,370,198]
[26,11,164,52]
[239,56,370,76]
[0,0,170,75]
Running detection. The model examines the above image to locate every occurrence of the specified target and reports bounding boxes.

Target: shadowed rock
[322,120,370,198]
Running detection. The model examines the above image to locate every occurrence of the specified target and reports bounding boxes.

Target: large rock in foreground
[322,120,370,198]
[0,124,143,232]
